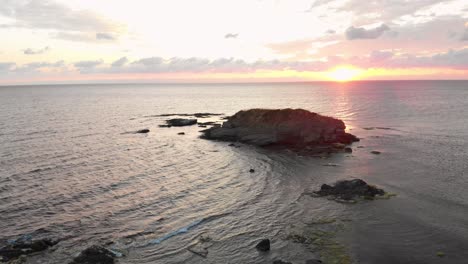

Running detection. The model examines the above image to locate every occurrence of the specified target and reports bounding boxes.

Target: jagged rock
[255,239,270,251]
[166,119,197,127]
[0,238,58,262]
[314,179,385,201]
[201,109,358,148]
[69,246,116,264]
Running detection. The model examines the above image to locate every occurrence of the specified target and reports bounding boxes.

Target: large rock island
[201,108,358,148]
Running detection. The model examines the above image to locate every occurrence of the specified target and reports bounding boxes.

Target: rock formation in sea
[69,245,117,264]
[0,238,58,262]
[313,179,386,202]
[164,118,197,127]
[201,108,358,148]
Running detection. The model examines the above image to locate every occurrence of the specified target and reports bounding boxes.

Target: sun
[326,66,363,82]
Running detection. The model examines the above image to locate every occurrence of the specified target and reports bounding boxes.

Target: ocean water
[1,81,468,264]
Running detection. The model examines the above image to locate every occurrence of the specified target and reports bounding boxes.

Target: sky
[0,0,467,84]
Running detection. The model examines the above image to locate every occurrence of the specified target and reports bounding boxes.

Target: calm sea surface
[1,81,468,263]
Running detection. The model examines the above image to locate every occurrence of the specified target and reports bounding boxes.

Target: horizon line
[1,79,468,88]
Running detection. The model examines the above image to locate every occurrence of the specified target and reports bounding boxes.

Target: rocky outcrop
[255,239,270,251]
[0,238,58,262]
[201,109,358,148]
[165,119,197,127]
[69,246,116,264]
[314,179,385,201]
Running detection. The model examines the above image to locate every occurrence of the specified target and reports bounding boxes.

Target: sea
[1,80,468,264]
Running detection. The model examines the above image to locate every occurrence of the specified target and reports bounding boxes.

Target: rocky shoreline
[1,109,393,264]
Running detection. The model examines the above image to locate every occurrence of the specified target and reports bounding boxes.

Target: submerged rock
[0,238,58,262]
[198,121,218,126]
[135,129,150,134]
[201,109,358,148]
[155,113,223,118]
[306,260,323,264]
[314,179,385,201]
[273,260,292,264]
[69,246,116,264]
[371,151,381,155]
[255,239,270,251]
[166,119,197,127]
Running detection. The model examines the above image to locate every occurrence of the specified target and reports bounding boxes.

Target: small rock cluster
[0,238,58,262]
[314,179,385,201]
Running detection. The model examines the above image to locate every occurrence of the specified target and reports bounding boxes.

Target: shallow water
[1,81,468,263]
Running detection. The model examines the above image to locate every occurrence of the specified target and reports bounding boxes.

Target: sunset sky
[0,0,467,84]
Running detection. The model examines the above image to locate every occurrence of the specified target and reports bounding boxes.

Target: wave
[147,212,231,245]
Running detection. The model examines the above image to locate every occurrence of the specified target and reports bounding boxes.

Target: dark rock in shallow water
[177,132,185,135]
[344,147,353,153]
[371,150,381,155]
[306,260,323,264]
[155,113,223,118]
[0,238,58,262]
[249,169,255,173]
[198,121,218,126]
[255,239,270,251]
[201,109,358,148]
[69,246,115,264]
[314,179,385,201]
[135,129,150,134]
[166,118,197,127]
[273,260,292,264]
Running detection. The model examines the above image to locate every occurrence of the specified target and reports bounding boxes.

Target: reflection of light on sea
[328,82,356,131]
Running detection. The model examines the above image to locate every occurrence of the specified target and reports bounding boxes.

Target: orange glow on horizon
[2,67,468,85]
[325,66,363,82]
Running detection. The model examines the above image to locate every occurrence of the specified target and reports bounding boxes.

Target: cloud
[312,0,451,24]
[96,32,116,41]
[77,57,329,75]
[0,62,16,72]
[345,24,390,40]
[224,33,238,39]
[15,60,64,73]
[0,0,122,42]
[461,27,468,41]
[23,46,50,55]
[111,57,128,67]
[304,0,334,12]
[358,48,468,69]
[2,47,468,80]
[51,32,95,42]
[74,60,103,73]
